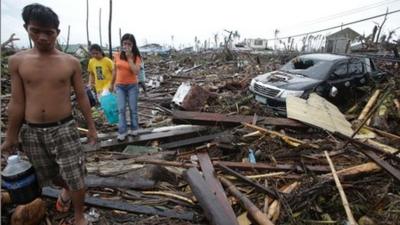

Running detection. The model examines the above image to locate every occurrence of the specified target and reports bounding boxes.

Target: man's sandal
[56,194,72,213]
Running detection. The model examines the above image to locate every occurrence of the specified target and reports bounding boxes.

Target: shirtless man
[1,4,96,225]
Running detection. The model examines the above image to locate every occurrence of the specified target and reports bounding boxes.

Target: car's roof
[299,53,349,61]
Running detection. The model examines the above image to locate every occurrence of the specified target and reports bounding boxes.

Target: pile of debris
[1,48,400,225]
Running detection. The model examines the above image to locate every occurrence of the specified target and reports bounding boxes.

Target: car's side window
[332,63,348,77]
[349,61,363,75]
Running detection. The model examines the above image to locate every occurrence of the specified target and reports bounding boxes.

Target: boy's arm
[71,57,97,144]
[1,55,25,152]
[88,71,96,89]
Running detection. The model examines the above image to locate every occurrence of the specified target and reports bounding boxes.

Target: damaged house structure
[325,27,361,54]
[245,38,269,50]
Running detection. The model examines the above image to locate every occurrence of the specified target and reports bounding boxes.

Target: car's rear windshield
[280,56,335,80]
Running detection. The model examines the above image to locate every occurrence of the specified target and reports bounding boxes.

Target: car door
[348,59,365,86]
[327,62,352,90]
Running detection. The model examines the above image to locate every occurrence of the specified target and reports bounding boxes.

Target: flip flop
[55,193,72,213]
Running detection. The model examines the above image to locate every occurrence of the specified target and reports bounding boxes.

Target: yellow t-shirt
[87,57,113,93]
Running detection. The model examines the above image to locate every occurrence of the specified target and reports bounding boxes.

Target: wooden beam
[42,187,194,220]
[197,152,239,225]
[184,167,238,225]
[161,132,227,150]
[172,110,304,128]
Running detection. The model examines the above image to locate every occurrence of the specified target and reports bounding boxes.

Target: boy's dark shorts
[20,119,86,191]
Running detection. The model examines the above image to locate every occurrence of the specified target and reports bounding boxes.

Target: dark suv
[249,53,384,112]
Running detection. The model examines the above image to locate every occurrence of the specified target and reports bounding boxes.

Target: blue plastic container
[99,91,119,124]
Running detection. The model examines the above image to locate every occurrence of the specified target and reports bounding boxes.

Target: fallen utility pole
[42,187,194,220]
[219,177,275,225]
[184,167,238,225]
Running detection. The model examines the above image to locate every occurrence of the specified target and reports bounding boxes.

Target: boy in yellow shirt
[87,44,113,94]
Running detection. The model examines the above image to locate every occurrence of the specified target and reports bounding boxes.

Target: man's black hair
[22,3,59,29]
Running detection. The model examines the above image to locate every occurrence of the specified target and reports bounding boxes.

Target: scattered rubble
[1,41,400,225]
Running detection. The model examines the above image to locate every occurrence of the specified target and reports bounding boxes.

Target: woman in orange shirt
[110,33,142,141]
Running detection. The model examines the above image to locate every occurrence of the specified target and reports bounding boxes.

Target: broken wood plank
[161,132,227,150]
[287,94,355,137]
[217,163,279,199]
[83,125,207,151]
[197,152,239,225]
[42,187,194,220]
[219,177,275,225]
[358,89,381,120]
[324,151,357,225]
[183,167,238,225]
[172,110,304,128]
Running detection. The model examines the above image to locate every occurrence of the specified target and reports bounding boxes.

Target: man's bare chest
[19,60,74,86]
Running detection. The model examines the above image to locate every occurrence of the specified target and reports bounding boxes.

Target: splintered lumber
[358,89,381,120]
[42,187,194,220]
[344,87,392,147]
[324,151,357,225]
[217,163,279,198]
[172,110,304,128]
[216,161,330,173]
[336,132,400,182]
[183,167,238,225]
[197,152,239,224]
[267,182,300,222]
[319,162,381,180]
[243,123,319,149]
[219,177,275,225]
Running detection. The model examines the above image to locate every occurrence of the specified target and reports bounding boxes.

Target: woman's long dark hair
[120,33,141,62]
[89,44,105,57]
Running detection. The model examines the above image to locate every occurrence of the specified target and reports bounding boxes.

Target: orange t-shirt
[114,52,142,84]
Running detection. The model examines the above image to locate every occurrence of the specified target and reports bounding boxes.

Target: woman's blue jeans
[115,84,139,134]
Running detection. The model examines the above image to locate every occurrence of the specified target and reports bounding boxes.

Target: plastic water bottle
[248,148,256,164]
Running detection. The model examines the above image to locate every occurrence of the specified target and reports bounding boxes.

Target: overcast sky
[2,0,400,49]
